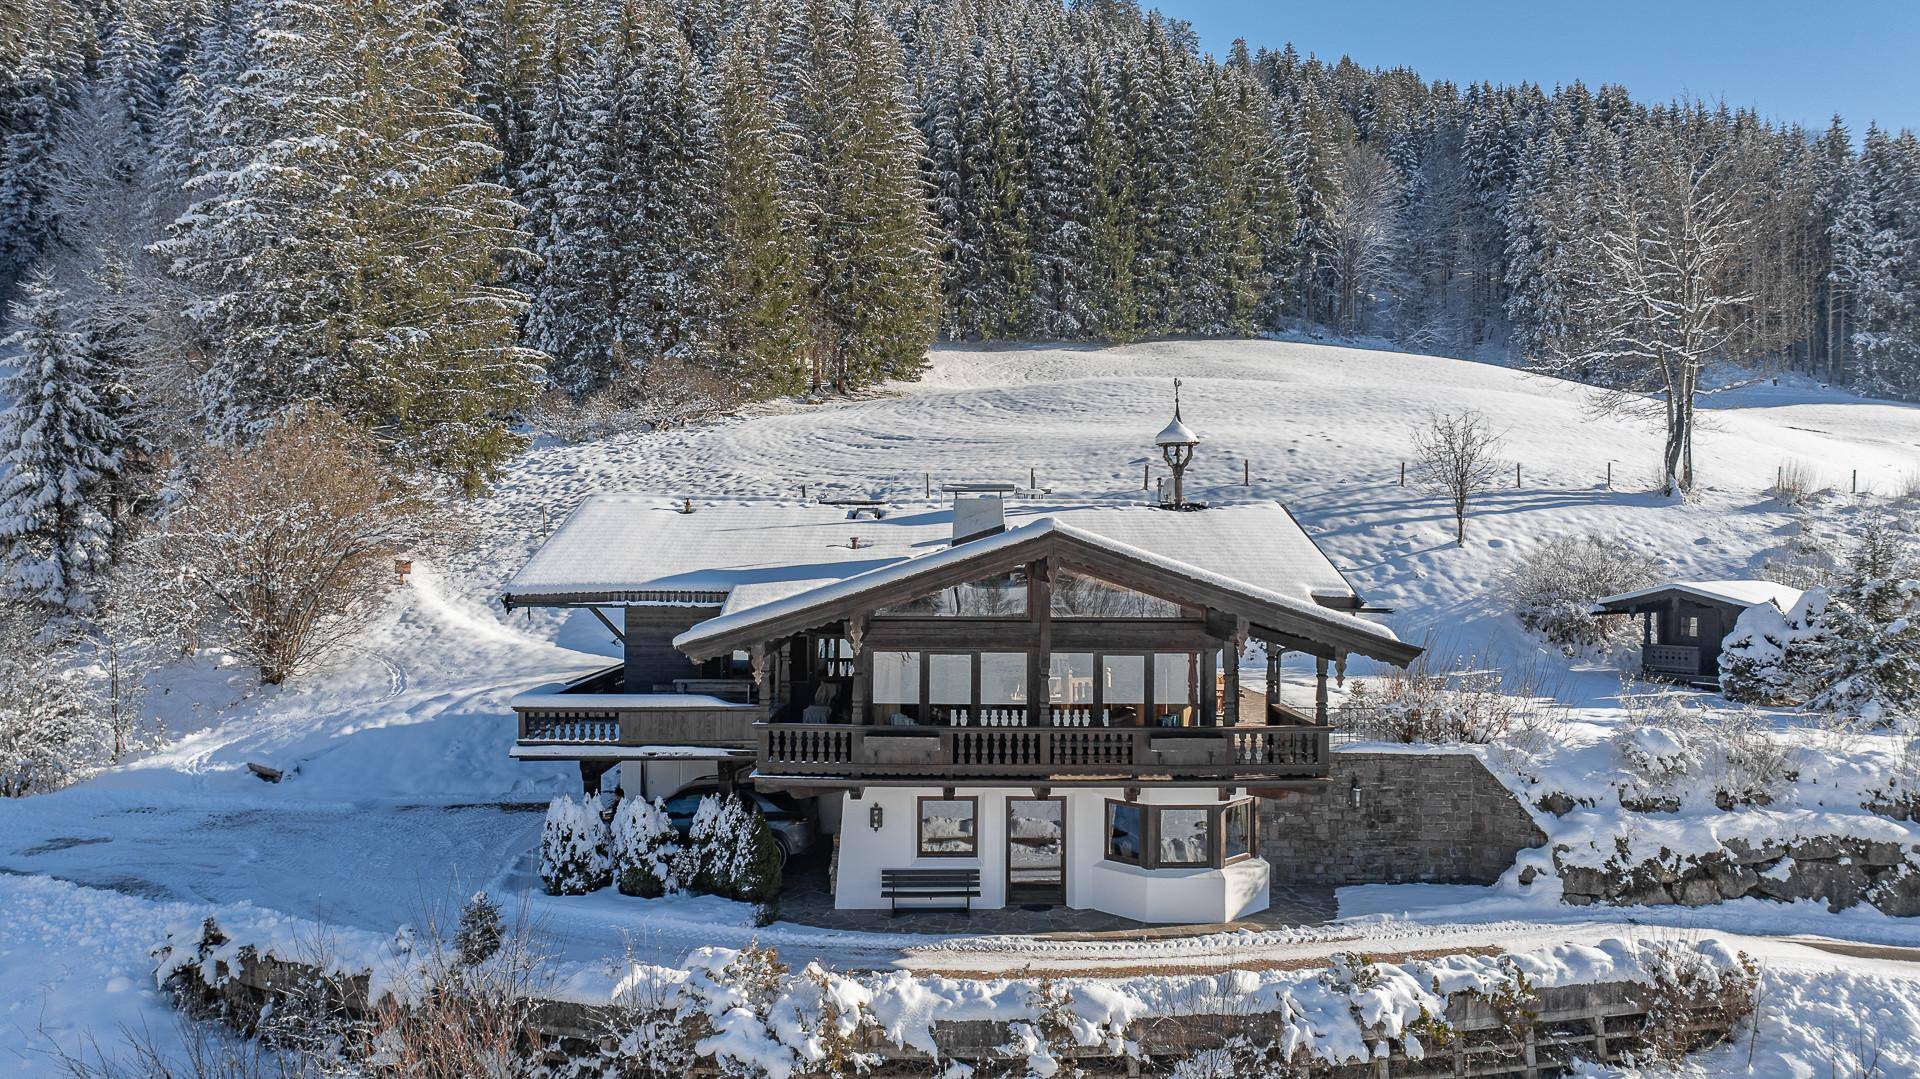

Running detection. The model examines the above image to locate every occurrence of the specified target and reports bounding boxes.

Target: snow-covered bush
[1771,457,1821,505]
[1757,511,1841,589]
[1165,1035,1292,1079]
[1339,658,1560,747]
[1614,691,1792,810]
[0,603,111,797]
[1633,944,1759,1064]
[540,795,612,896]
[132,407,447,685]
[678,794,726,893]
[612,796,680,898]
[1719,588,1829,705]
[1503,533,1662,652]
[1001,977,1086,1079]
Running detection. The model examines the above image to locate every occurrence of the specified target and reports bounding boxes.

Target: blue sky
[1155,1,1919,135]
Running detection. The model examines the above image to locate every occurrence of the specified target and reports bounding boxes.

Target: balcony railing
[1642,644,1702,676]
[512,670,766,752]
[754,722,1329,781]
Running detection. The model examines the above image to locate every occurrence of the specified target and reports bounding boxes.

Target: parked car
[661,782,817,866]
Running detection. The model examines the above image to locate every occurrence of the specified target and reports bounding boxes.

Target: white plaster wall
[832,785,1271,923]
[618,760,718,801]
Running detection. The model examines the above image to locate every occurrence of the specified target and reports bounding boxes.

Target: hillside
[1,339,1916,1074]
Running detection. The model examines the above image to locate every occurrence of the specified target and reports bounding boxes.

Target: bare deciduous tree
[135,408,445,685]
[1413,409,1506,546]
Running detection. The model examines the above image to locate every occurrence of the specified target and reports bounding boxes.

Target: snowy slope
[0,339,1915,1073]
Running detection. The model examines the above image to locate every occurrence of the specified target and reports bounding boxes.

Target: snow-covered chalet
[500,400,1420,922]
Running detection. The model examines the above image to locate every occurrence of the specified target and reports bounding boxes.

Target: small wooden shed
[1592,580,1804,685]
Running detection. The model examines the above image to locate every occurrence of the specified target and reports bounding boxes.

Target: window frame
[1101,798,1259,870]
[916,795,980,859]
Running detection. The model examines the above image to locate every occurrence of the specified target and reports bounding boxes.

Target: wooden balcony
[753,722,1329,785]
[510,670,765,761]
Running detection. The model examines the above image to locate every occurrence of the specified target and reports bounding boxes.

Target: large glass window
[1224,802,1254,863]
[980,652,1027,726]
[1048,652,1095,725]
[1158,808,1212,866]
[1102,654,1145,727]
[917,797,977,857]
[877,568,1029,617]
[1051,569,1184,617]
[1101,800,1258,869]
[1105,801,1145,864]
[871,650,921,726]
[1152,652,1199,727]
[928,653,972,726]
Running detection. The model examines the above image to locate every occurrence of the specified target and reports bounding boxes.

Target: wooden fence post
[1243,458,1250,485]
[1143,462,1150,490]
[1606,460,1612,489]
[1030,466,1036,491]
[1515,462,1522,488]
[1399,461,1405,487]
[924,472,931,499]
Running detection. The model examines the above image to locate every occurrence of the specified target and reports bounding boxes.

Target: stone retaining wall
[1556,836,1920,915]
[1257,750,1548,886]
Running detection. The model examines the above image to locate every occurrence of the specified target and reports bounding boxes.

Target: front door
[1006,797,1066,907]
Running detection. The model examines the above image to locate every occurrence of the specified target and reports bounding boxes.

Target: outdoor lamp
[869,803,884,831]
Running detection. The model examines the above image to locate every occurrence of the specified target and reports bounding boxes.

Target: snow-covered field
[2,339,1917,1074]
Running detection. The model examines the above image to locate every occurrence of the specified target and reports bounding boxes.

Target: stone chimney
[952,494,1006,545]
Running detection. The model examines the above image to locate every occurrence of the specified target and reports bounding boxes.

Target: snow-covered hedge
[540,795,612,896]
[681,794,781,903]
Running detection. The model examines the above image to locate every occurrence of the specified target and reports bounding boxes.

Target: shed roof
[502,496,1359,610]
[1593,580,1805,614]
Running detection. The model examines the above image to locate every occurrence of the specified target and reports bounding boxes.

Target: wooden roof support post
[1030,558,1053,727]
[1224,615,1247,727]
[1315,657,1330,727]
[848,613,870,726]
[749,643,769,706]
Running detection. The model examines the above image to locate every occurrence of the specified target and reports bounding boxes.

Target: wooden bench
[880,868,980,915]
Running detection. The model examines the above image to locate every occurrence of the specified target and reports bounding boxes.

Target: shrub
[1771,458,1820,505]
[1614,690,1792,810]
[540,795,612,896]
[678,794,725,893]
[132,407,446,684]
[1802,513,1920,726]
[1503,534,1662,652]
[611,796,679,898]
[685,794,784,902]
[1719,588,1828,705]
[1634,944,1759,1063]
[1338,658,1558,747]
[731,813,785,903]
[0,602,111,797]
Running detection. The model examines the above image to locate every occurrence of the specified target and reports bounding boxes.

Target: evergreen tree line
[5,0,1920,613]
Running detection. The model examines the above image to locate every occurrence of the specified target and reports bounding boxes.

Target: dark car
[661,783,817,866]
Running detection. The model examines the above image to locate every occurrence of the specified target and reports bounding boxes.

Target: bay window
[1103,799,1258,869]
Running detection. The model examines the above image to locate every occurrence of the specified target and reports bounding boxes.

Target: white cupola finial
[1155,378,1199,508]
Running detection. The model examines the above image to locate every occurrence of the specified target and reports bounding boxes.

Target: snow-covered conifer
[1806,516,1920,724]
[611,795,679,898]
[0,272,124,612]
[539,794,612,895]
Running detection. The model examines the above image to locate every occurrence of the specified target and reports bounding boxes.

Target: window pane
[928,654,972,726]
[877,568,1029,617]
[1051,569,1183,617]
[1158,808,1211,866]
[1224,803,1252,861]
[980,652,1027,726]
[1106,802,1145,863]
[872,650,921,725]
[1102,655,1144,726]
[1152,652,1198,727]
[918,798,976,856]
[1048,652,1094,725]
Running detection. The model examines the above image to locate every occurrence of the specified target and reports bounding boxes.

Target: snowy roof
[1155,415,1200,446]
[503,496,1358,609]
[672,517,1414,664]
[1593,580,1805,613]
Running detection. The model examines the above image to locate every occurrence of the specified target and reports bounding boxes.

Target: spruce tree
[164,0,542,492]
[0,272,124,612]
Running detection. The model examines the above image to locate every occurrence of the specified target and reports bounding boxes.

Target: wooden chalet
[1593,580,1805,686]
[500,403,1420,920]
